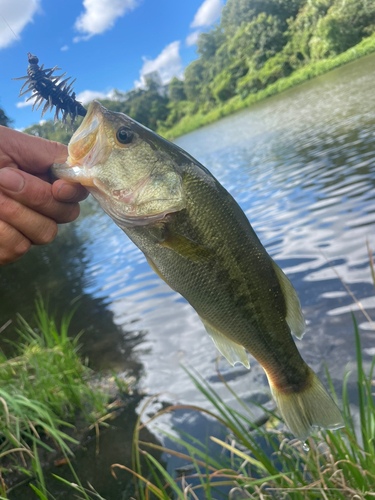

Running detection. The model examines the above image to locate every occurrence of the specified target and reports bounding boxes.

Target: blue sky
[0,0,224,130]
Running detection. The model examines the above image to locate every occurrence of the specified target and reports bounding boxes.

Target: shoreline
[159,33,375,141]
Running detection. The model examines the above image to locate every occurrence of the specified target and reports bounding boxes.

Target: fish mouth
[52,101,111,187]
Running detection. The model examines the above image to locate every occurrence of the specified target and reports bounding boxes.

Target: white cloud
[135,41,183,88]
[76,89,116,104]
[60,45,69,51]
[185,30,201,47]
[190,0,223,28]
[0,0,41,50]
[16,95,36,108]
[16,89,116,111]
[74,0,139,41]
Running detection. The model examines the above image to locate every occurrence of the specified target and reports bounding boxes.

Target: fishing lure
[14,53,87,127]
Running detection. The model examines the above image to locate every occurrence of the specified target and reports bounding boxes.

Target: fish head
[52,101,186,227]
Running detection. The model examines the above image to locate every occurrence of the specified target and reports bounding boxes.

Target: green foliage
[313,0,375,58]
[228,13,286,69]
[183,59,210,103]
[197,25,226,60]
[168,77,186,102]
[221,0,304,34]
[0,105,12,127]
[101,87,169,131]
[211,69,235,102]
[24,119,80,145]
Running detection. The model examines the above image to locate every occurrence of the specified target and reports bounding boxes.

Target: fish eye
[116,126,133,145]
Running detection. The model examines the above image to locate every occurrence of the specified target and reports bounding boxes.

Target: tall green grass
[160,33,375,140]
[0,300,106,421]
[127,314,375,499]
[0,299,108,491]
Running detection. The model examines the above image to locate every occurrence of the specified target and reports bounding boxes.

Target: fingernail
[57,183,78,201]
[0,169,25,192]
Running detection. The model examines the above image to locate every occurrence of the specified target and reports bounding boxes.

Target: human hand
[0,126,88,265]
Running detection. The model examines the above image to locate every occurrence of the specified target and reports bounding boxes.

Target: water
[2,53,375,497]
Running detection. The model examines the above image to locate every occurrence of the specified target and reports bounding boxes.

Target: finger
[0,125,68,174]
[0,191,58,245]
[0,220,31,265]
[52,179,89,203]
[0,168,80,224]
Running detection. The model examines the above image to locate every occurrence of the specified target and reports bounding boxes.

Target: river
[1,52,375,498]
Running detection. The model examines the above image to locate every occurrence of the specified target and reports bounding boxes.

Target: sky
[0,0,225,130]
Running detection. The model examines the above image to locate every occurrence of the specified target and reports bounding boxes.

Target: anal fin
[200,317,250,369]
[271,260,306,340]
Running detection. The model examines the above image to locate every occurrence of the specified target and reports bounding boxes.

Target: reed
[130,246,375,499]
[127,314,374,499]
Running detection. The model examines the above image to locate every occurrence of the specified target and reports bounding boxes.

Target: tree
[24,119,78,144]
[312,0,375,58]
[286,0,333,64]
[229,13,286,69]
[184,60,209,103]
[101,87,169,131]
[169,77,186,102]
[197,26,226,60]
[221,0,304,34]
[0,105,12,127]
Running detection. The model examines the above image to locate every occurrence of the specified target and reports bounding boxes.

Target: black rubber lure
[14,53,87,127]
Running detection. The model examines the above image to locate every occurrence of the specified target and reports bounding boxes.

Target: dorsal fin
[272,261,306,339]
[200,317,250,369]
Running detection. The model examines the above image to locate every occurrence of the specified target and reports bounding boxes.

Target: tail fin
[269,367,344,442]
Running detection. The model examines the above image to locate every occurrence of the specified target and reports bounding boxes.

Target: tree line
[2,0,375,141]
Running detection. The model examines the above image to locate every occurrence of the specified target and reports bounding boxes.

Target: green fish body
[52,101,344,441]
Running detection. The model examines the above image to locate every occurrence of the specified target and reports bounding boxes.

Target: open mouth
[51,102,111,187]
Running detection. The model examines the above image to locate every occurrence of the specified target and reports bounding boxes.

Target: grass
[0,298,108,496]
[0,300,107,421]
[159,33,375,140]
[127,315,375,499]
[2,319,374,497]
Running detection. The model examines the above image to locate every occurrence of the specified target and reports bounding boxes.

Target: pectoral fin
[160,233,213,262]
[272,260,306,339]
[200,317,250,369]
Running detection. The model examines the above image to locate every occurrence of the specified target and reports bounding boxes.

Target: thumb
[1,126,68,174]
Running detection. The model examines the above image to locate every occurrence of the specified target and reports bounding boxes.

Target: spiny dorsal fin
[272,260,306,340]
[200,317,250,369]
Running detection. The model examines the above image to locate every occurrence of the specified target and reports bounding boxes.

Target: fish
[52,101,344,441]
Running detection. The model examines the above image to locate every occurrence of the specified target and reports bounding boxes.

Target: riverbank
[159,33,375,140]
[0,300,135,499]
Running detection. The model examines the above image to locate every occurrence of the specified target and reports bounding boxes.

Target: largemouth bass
[52,101,344,441]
